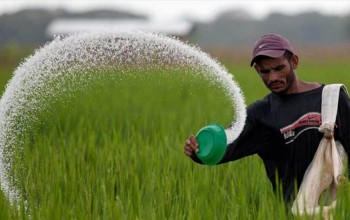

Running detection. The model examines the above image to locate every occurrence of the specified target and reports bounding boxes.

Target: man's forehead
[255,56,287,68]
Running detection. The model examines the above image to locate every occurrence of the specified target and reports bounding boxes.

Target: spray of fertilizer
[0,31,246,203]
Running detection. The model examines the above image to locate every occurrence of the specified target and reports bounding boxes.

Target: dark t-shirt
[193,84,350,200]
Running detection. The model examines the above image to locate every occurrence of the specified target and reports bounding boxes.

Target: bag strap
[318,84,348,138]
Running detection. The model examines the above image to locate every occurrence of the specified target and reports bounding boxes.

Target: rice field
[0,54,350,219]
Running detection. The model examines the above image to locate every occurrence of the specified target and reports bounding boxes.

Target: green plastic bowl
[195,123,227,166]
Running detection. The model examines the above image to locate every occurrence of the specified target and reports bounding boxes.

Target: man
[184,33,350,201]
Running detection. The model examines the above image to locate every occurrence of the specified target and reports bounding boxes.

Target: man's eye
[260,70,270,74]
[274,65,285,71]
[275,67,282,71]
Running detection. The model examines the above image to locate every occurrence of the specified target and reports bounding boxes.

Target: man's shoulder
[250,93,273,105]
[339,85,350,98]
[247,94,272,112]
[324,84,349,101]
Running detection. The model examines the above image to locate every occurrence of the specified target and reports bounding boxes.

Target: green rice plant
[0,60,349,219]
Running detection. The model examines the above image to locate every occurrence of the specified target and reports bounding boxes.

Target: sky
[1,0,350,22]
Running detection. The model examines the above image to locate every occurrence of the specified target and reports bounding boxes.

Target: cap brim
[250,50,286,66]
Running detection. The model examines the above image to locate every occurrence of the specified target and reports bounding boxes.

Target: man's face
[254,54,298,95]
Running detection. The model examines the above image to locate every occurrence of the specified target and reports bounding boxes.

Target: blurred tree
[0,8,146,48]
[189,10,350,49]
[0,8,349,50]
[346,14,350,40]
[215,9,253,21]
[262,11,348,44]
[0,9,64,47]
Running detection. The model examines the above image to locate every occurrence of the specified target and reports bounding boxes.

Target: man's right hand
[184,135,199,157]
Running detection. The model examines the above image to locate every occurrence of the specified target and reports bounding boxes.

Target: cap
[250,33,294,66]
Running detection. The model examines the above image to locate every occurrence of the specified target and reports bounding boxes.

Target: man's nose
[268,71,280,82]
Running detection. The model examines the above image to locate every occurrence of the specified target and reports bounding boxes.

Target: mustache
[268,80,285,87]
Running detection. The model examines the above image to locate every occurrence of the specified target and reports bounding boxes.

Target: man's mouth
[269,82,284,89]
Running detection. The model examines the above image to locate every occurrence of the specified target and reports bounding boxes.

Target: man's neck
[294,80,321,94]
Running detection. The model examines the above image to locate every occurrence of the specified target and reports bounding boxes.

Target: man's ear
[290,54,299,69]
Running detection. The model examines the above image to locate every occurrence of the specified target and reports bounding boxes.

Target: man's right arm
[184,103,268,165]
[218,111,268,164]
